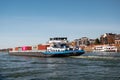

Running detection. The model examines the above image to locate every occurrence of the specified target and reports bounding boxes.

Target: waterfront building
[80,37,90,46]
[74,39,80,47]
[115,34,120,40]
[100,33,116,44]
[115,40,120,46]
[74,37,91,46]
[100,33,120,45]
[89,39,96,45]
[115,34,120,46]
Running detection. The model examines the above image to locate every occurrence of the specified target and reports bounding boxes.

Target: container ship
[9,37,85,57]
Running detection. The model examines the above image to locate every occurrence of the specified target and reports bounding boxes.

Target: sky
[0,0,120,48]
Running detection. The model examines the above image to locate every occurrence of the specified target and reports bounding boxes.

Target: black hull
[8,51,84,57]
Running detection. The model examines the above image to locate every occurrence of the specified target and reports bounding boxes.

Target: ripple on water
[0,52,120,80]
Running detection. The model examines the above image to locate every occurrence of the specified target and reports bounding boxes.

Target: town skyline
[0,0,120,48]
[0,32,120,49]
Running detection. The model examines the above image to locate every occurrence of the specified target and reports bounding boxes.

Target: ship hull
[8,50,85,57]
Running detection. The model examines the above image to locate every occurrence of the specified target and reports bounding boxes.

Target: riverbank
[84,46,93,52]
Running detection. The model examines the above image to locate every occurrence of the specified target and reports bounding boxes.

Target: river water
[0,52,120,80]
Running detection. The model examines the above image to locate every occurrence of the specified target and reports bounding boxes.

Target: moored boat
[93,45,118,52]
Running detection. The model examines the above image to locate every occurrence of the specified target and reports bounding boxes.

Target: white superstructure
[47,37,68,52]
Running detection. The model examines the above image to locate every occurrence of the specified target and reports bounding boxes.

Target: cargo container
[22,46,32,51]
[15,47,18,51]
[37,44,50,50]
[12,47,22,51]
[9,48,13,51]
[32,46,37,51]
[15,47,22,51]
[32,46,37,50]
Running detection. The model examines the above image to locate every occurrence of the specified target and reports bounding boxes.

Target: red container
[22,46,32,51]
[9,48,13,51]
[37,44,50,50]
[15,47,21,51]
[15,47,19,51]
[14,47,22,51]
